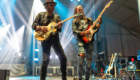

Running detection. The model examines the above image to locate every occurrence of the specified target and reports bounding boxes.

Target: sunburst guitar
[34,13,83,41]
[82,0,113,43]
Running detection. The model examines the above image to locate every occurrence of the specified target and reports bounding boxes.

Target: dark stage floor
[10,76,73,80]
[9,76,116,80]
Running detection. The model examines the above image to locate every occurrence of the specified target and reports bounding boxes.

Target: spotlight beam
[0,10,7,24]
[60,1,76,47]
[63,35,74,49]
[12,5,28,26]
[87,0,105,17]
[17,0,29,20]
[138,0,140,21]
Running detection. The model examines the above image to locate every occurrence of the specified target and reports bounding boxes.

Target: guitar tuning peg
[118,53,122,56]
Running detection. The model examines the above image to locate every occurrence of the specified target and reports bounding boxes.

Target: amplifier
[135,61,140,69]
[135,61,140,78]
[0,70,10,80]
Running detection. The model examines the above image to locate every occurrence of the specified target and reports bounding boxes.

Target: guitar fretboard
[90,0,113,29]
[53,15,76,27]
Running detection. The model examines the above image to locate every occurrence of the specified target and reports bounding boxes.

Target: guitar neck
[53,15,75,27]
[91,7,106,29]
[61,15,75,23]
[90,0,113,30]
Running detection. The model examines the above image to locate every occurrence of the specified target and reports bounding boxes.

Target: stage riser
[0,64,26,77]
[36,66,74,76]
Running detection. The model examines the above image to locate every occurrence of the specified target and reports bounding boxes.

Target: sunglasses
[50,4,55,7]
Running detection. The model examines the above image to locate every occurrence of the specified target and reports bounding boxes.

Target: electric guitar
[102,53,122,79]
[106,53,117,76]
[34,13,83,41]
[102,53,117,79]
[82,0,113,43]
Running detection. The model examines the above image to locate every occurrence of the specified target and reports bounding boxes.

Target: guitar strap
[86,18,93,25]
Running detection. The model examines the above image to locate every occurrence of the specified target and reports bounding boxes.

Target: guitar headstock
[114,53,117,57]
[74,13,83,17]
[105,0,113,9]
[118,53,122,56]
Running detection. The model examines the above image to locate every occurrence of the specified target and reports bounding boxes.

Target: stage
[9,76,116,80]
[0,0,140,80]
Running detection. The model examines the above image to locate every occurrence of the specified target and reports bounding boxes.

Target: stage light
[35,49,39,52]
[50,55,52,59]
[3,23,6,26]
[78,0,80,2]
[56,55,58,58]
[34,58,39,61]
[137,55,140,60]
[0,48,2,50]
[18,53,21,57]
[71,0,73,1]
[131,58,134,62]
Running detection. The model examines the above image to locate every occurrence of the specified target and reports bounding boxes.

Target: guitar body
[33,13,83,41]
[82,0,113,43]
[34,22,57,41]
[82,25,98,43]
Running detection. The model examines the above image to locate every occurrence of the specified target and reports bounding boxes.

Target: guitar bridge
[35,31,43,38]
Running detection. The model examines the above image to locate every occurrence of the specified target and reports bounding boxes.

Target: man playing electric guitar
[72,5,102,80]
[32,0,67,80]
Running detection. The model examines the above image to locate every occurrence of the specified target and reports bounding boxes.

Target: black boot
[60,62,67,80]
[40,77,45,80]
[62,76,67,80]
[40,66,47,80]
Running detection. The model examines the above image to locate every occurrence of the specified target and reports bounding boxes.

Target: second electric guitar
[34,13,83,41]
[82,0,113,43]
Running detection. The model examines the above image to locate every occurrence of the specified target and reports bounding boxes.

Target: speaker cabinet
[0,70,10,80]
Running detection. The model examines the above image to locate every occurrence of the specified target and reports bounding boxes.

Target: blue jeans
[77,40,93,79]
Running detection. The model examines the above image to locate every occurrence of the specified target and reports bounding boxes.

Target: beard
[47,8,54,14]
[79,11,85,19]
